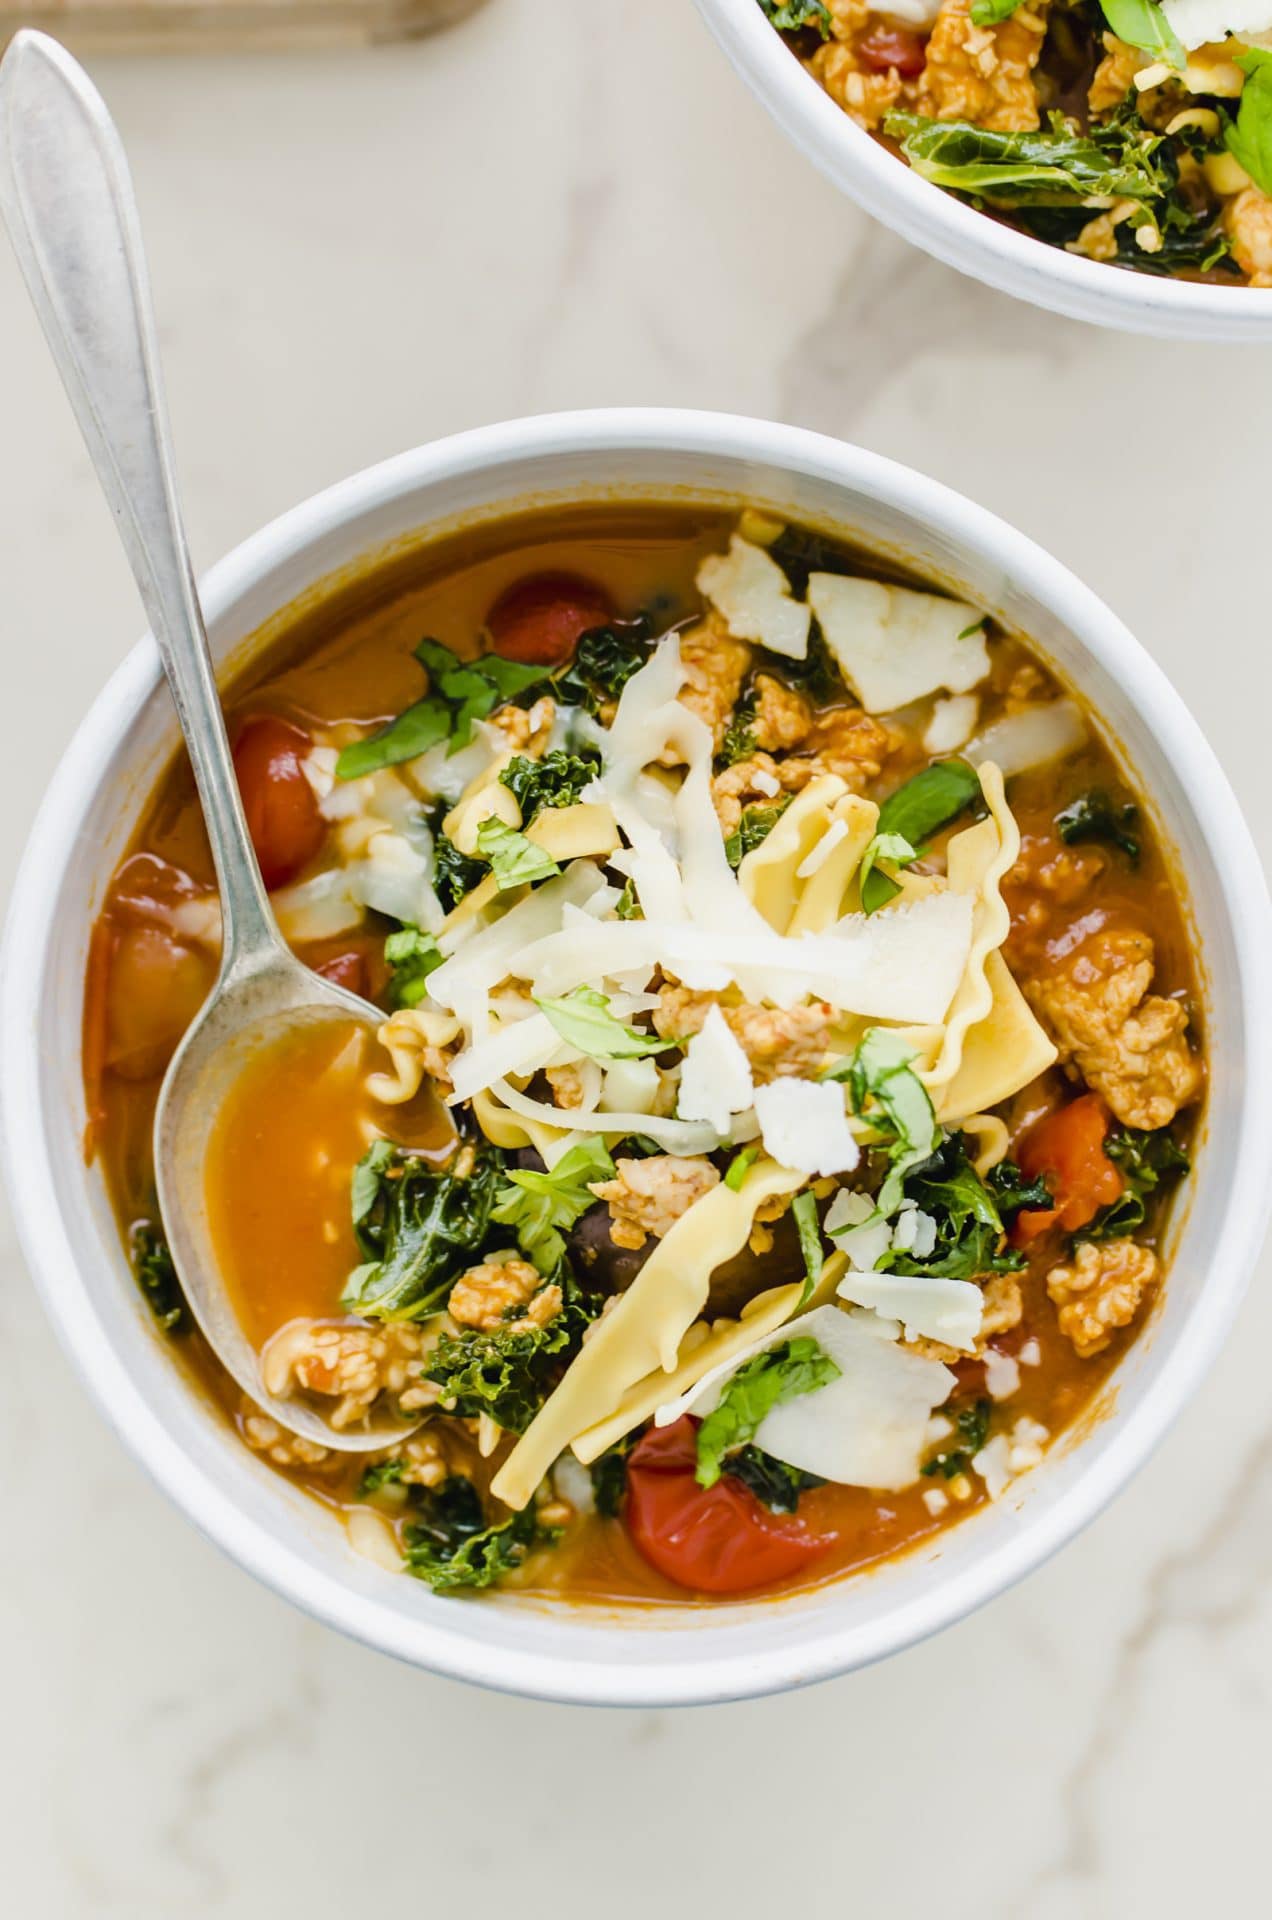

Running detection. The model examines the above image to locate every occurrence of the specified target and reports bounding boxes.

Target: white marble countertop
[3,1,1271,1912]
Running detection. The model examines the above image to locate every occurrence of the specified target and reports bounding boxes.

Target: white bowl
[694,0,1272,342]
[3,408,1269,1705]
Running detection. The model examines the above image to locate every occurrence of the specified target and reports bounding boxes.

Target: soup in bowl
[4,410,1268,1702]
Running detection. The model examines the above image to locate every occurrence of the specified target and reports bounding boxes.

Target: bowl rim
[4,405,1271,1706]
[692,0,1272,342]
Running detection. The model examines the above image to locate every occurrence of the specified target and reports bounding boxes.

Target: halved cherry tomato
[314,950,369,997]
[484,571,613,667]
[1013,1092,1123,1244]
[623,1416,835,1595]
[857,25,927,75]
[232,714,325,889]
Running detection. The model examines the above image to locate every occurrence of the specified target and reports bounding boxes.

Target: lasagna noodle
[489,1158,807,1510]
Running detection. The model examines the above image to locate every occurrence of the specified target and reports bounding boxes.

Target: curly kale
[1054,788,1141,863]
[757,0,831,34]
[550,621,651,715]
[725,1445,823,1514]
[1082,1126,1190,1240]
[589,1436,636,1518]
[130,1221,186,1333]
[922,1398,993,1480]
[884,107,1174,207]
[402,1476,557,1592]
[717,690,758,770]
[431,830,486,912]
[883,1135,1040,1280]
[724,798,791,868]
[425,1259,600,1434]
[499,748,602,824]
[341,1140,506,1322]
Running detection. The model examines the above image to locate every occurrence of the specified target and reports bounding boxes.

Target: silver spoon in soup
[0,32,441,1451]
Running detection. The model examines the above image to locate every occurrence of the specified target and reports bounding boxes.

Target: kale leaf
[358,1458,406,1498]
[431,831,486,911]
[130,1221,186,1333]
[342,1140,506,1321]
[1055,788,1140,863]
[590,1436,636,1517]
[717,691,758,770]
[757,0,832,33]
[724,1445,823,1514]
[550,621,651,715]
[923,1397,993,1479]
[384,924,443,1009]
[883,1134,1027,1280]
[1082,1126,1190,1240]
[499,748,602,824]
[725,798,791,867]
[335,636,548,779]
[402,1476,556,1592]
[425,1261,599,1434]
[885,108,1173,206]
[987,1157,1053,1220]
[695,1337,840,1488]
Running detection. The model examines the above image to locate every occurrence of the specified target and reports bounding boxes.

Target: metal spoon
[0,32,418,1452]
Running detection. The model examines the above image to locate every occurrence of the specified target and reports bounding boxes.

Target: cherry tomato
[623,1416,835,1595]
[103,924,215,1081]
[314,950,369,997]
[857,25,927,75]
[232,714,325,889]
[1014,1092,1124,1244]
[484,571,613,667]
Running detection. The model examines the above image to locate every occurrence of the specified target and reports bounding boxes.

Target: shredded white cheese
[836,1271,984,1353]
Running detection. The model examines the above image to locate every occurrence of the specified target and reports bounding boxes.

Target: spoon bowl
[0,30,414,1452]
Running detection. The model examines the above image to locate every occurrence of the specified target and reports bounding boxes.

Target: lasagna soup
[86,502,1203,1604]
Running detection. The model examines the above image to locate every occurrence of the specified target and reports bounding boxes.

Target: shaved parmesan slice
[670,1304,956,1492]
[696,535,811,660]
[302,745,338,803]
[407,721,505,805]
[753,1078,860,1176]
[490,1078,724,1154]
[1162,0,1272,48]
[835,1272,984,1353]
[808,575,989,714]
[677,1007,755,1135]
[924,693,980,756]
[825,1189,893,1272]
[796,815,849,879]
[962,701,1085,780]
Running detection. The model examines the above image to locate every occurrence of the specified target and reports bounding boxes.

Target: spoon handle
[0,31,280,978]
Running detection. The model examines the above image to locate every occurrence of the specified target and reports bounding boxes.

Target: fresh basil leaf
[534,986,680,1061]
[1098,0,1184,68]
[335,697,451,780]
[695,1338,841,1489]
[1226,48,1272,196]
[876,760,981,846]
[970,0,1025,16]
[475,817,561,890]
[858,829,920,915]
[491,1139,615,1273]
[383,925,443,1008]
